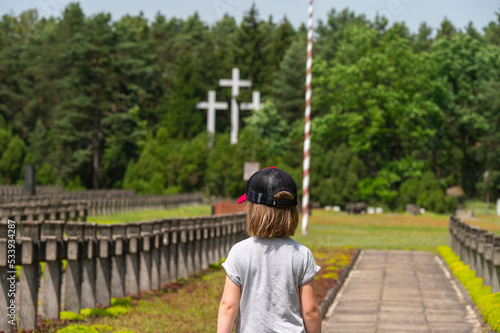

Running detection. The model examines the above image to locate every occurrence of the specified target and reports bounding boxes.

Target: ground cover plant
[439,246,500,332]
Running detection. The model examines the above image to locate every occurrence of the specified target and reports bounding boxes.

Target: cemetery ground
[34,203,500,332]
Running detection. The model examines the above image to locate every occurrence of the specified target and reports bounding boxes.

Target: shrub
[438,246,500,331]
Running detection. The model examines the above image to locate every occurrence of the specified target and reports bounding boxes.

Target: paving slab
[322,250,488,333]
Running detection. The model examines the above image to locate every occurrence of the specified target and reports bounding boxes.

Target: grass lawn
[294,210,450,253]
[86,204,212,223]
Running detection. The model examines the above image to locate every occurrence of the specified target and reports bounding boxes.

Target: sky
[1,0,499,33]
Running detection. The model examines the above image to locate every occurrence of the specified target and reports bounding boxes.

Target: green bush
[438,246,500,331]
[60,311,85,321]
[55,324,115,333]
[110,297,132,307]
[399,172,457,213]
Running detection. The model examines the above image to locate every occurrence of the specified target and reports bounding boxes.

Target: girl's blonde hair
[246,191,299,237]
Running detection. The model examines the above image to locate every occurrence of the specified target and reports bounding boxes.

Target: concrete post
[18,221,42,331]
[491,236,500,293]
[476,230,487,281]
[220,218,227,259]
[214,217,221,263]
[194,218,202,273]
[208,220,215,265]
[201,219,209,270]
[468,226,479,271]
[484,233,495,287]
[151,221,161,290]
[42,221,64,320]
[160,220,170,285]
[111,224,126,299]
[177,219,188,280]
[169,220,178,282]
[0,222,15,332]
[64,222,85,312]
[186,219,195,276]
[139,222,153,292]
[80,223,97,309]
[95,225,112,307]
[125,223,140,296]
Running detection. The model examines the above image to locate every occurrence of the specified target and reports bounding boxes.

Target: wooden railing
[0,212,247,331]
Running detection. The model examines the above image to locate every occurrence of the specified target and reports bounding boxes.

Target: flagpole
[302,0,313,235]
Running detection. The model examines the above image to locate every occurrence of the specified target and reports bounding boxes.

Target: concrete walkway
[322,250,487,333]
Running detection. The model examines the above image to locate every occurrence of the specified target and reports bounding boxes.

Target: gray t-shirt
[222,236,321,333]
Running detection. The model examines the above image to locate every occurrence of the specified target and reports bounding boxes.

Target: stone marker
[96,224,112,307]
[139,222,153,292]
[19,221,42,330]
[81,223,97,309]
[42,221,64,319]
[111,224,126,298]
[125,223,140,296]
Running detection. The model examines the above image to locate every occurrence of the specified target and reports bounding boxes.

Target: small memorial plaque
[244,162,260,181]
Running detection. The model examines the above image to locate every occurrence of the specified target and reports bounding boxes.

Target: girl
[217,167,321,333]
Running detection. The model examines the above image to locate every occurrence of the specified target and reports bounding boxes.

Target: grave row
[0,212,247,332]
[449,216,500,292]
[0,185,65,197]
[0,188,137,204]
[0,193,204,222]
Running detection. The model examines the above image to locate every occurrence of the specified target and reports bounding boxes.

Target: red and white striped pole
[302,0,313,235]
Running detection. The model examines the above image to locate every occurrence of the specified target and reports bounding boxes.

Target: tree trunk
[93,104,100,189]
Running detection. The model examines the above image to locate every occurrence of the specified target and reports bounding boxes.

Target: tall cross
[219,68,251,144]
[240,91,263,111]
[196,90,228,147]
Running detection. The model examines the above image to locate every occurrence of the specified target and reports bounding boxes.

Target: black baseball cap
[238,166,298,206]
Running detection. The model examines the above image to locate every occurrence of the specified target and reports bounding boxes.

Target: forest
[1,3,500,212]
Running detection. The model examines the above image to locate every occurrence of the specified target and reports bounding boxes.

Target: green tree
[0,135,26,184]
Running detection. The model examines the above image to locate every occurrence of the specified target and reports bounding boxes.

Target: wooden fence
[0,212,247,332]
[449,216,500,293]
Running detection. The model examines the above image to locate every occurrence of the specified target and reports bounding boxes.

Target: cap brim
[238,193,247,204]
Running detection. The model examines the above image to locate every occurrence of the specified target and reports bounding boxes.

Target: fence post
[80,223,97,309]
[18,221,42,331]
[160,220,170,285]
[0,222,12,333]
[139,222,153,292]
[96,224,112,307]
[125,223,140,296]
[169,220,179,282]
[194,218,202,274]
[177,219,188,280]
[64,222,84,313]
[214,217,221,263]
[208,218,215,265]
[201,219,209,270]
[491,236,500,293]
[111,224,126,299]
[41,221,64,320]
[476,230,487,282]
[484,233,495,287]
[186,219,195,276]
[151,221,161,290]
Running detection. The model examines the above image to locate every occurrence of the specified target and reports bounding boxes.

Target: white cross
[219,68,251,97]
[219,68,251,144]
[196,90,228,135]
[240,91,263,111]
